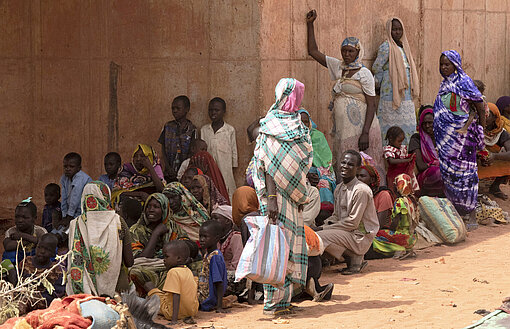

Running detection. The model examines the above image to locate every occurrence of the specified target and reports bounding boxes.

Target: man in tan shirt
[317,150,379,275]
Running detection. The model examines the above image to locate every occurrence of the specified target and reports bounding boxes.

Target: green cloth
[441,92,466,116]
[310,129,333,169]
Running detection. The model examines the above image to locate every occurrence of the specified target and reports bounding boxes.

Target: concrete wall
[1,0,510,211]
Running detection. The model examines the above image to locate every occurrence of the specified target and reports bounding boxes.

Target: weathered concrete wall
[2,0,510,211]
[260,0,510,142]
[0,0,261,210]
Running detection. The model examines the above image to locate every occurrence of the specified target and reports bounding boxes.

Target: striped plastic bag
[235,215,289,286]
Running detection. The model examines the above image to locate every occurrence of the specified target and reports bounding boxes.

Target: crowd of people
[2,10,510,325]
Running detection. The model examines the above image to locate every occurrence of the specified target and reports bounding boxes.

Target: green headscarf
[297,108,333,169]
[162,182,209,226]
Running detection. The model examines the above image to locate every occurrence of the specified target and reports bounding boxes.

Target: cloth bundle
[418,196,467,244]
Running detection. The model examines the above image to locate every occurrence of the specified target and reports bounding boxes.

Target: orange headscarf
[231,186,259,226]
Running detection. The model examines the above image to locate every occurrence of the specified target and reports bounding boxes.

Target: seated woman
[67,181,133,297]
[371,174,419,259]
[129,193,184,295]
[189,174,229,215]
[231,186,260,244]
[188,151,230,201]
[162,182,210,243]
[298,108,336,213]
[356,163,394,229]
[478,103,510,200]
[496,96,510,131]
[408,105,444,197]
[112,144,165,205]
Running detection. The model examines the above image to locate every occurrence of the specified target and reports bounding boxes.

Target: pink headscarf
[281,80,304,113]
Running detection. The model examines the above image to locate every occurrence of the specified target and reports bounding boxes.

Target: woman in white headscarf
[372,17,420,143]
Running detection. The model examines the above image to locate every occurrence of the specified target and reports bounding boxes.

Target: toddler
[198,220,228,313]
[145,240,198,324]
[119,197,142,228]
[42,183,61,232]
[383,126,419,193]
[2,198,47,264]
[20,233,65,314]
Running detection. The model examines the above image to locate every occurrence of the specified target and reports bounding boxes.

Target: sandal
[263,306,296,317]
[340,260,368,275]
[397,250,417,260]
[313,283,334,302]
[465,223,479,232]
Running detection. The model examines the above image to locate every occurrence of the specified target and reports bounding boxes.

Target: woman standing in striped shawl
[252,78,313,316]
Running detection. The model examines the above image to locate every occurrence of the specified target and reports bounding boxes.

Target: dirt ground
[2,188,509,329]
[165,185,510,329]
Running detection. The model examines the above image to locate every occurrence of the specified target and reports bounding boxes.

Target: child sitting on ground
[183,239,201,276]
[177,139,208,180]
[119,197,142,228]
[42,183,61,232]
[211,205,242,272]
[98,152,122,190]
[60,152,92,226]
[198,221,229,313]
[145,240,198,324]
[2,198,47,264]
[19,233,65,314]
[159,95,197,181]
[201,97,238,200]
[383,126,419,193]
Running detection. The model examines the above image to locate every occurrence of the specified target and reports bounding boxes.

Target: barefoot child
[2,198,47,264]
[159,95,197,181]
[383,126,419,193]
[98,152,122,190]
[19,233,65,314]
[198,220,228,313]
[145,240,199,324]
[201,97,238,200]
[42,183,61,232]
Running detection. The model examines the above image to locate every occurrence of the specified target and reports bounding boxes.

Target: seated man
[316,150,379,275]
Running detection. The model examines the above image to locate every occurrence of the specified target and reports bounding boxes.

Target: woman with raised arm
[306,9,384,177]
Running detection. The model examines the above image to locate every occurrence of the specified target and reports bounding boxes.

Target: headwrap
[281,80,305,113]
[211,205,233,222]
[484,103,504,152]
[188,151,230,202]
[340,37,364,70]
[141,193,168,226]
[297,108,333,169]
[162,182,209,226]
[193,174,229,214]
[496,96,510,115]
[255,78,313,204]
[132,144,159,175]
[360,164,380,192]
[386,17,420,109]
[418,108,439,166]
[231,186,259,226]
[395,173,413,197]
[438,50,482,102]
[81,181,113,213]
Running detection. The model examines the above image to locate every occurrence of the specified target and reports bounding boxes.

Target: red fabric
[386,156,416,193]
[1,294,104,329]
[189,151,229,201]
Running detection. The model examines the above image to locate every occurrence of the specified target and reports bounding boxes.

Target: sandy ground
[1,189,509,329]
[161,185,510,329]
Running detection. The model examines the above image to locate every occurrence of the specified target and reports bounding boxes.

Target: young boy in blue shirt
[198,220,228,313]
[60,152,91,226]
[98,152,121,190]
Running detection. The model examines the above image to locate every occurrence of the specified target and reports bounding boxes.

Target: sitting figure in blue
[3,198,47,264]
[198,220,228,313]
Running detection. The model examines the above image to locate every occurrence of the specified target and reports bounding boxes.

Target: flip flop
[263,307,296,317]
[398,250,417,260]
[313,283,334,302]
[340,260,368,275]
